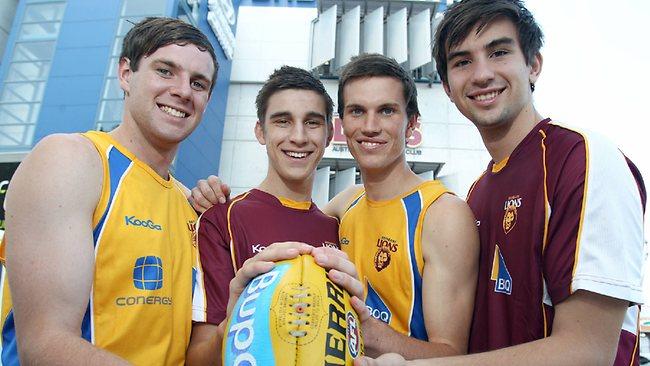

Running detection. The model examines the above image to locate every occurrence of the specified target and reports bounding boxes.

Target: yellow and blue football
[222,254,364,365]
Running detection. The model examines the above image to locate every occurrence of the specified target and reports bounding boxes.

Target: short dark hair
[121,17,219,94]
[433,0,543,86]
[337,54,419,119]
[255,66,334,127]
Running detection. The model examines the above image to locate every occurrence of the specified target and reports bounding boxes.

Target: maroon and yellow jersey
[467,119,646,365]
[192,188,339,324]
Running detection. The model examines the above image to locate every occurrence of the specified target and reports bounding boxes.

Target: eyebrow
[153,58,212,85]
[447,37,515,61]
[268,111,326,120]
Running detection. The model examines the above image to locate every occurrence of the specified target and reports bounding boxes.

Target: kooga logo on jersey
[125,215,162,231]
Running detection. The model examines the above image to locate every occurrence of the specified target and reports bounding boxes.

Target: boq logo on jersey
[502,195,521,234]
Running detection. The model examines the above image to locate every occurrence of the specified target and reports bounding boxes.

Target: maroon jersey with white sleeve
[467,119,646,365]
[192,188,339,325]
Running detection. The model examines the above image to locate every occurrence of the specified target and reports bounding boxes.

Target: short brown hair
[433,0,543,86]
[121,17,219,94]
[337,54,420,119]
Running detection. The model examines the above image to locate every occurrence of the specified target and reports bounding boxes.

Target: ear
[254,121,266,145]
[405,114,418,139]
[529,52,543,85]
[118,57,133,95]
[325,120,334,147]
[442,81,455,103]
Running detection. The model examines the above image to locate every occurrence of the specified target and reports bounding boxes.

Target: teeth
[286,151,308,158]
[475,90,500,101]
[160,105,187,118]
[361,141,381,148]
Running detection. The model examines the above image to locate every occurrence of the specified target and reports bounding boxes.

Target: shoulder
[324,184,364,219]
[425,193,475,225]
[5,134,103,216]
[199,191,250,225]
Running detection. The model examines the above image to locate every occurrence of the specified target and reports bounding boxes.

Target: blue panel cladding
[173,0,241,187]
[32,1,121,144]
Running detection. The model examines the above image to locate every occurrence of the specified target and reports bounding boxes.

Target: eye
[191,80,207,91]
[380,107,395,116]
[349,108,363,117]
[491,50,509,58]
[157,68,172,76]
[453,59,471,68]
[274,119,290,126]
[305,119,323,128]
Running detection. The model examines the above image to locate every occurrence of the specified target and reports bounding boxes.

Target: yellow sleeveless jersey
[0,131,198,366]
[339,180,448,340]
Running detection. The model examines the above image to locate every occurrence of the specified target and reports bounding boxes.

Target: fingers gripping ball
[223,255,364,365]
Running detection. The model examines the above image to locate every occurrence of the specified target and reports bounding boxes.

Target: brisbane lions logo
[374,236,398,272]
[502,196,522,234]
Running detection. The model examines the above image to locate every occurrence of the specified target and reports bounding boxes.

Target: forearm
[363,318,460,360]
[186,322,225,366]
[20,330,130,366]
[412,334,614,366]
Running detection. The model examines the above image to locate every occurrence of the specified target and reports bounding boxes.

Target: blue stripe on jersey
[1,311,19,366]
[81,303,92,342]
[92,146,132,245]
[345,193,365,213]
[402,191,427,341]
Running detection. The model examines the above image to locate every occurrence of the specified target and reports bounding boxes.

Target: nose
[361,112,381,136]
[289,122,308,145]
[471,58,495,87]
[170,76,192,100]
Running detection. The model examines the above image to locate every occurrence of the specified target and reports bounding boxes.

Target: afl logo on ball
[346,312,360,358]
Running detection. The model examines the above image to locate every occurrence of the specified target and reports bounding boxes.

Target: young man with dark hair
[325,53,479,359]
[0,17,217,365]
[185,66,363,365]
[362,1,646,365]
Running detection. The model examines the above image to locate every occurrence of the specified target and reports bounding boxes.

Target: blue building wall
[0,0,238,187]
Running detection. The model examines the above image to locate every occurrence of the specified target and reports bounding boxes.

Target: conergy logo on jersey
[125,215,162,231]
[225,264,289,366]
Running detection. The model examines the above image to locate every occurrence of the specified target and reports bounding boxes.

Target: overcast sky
[524,0,650,303]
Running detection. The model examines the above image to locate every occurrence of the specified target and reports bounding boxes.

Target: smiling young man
[185,66,349,365]
[361,1,646,365]
[0,18,217,365]
[323,54,479,360]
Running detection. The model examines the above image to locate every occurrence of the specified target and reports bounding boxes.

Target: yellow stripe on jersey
[340,180,448,340]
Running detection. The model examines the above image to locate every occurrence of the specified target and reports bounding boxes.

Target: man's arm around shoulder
[5,134,129,365]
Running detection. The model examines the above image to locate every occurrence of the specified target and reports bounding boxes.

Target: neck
[361,159,424,201]
[479,105,544,163]
[257,172,313,203]
[110,123,177,179]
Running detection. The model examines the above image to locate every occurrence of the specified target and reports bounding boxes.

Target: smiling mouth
[470,89,504,102]
[284,151,310,159]
[360,141,384,149]
[159,104,188,118]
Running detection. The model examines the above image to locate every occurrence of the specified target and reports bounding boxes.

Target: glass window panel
[107,57,119,77]
[96,121,121,132]
[12,41,56,61]
[0,103,31,124]
[121,0,166,16]
[6,62,50,82]
[0,124,32,146]
[23,3,66,23]
[98,100,123,122]
[112,37,123,57]
[103,78,123,99]
[18,22,61,40]
[117,17,145,36]
[0,82,46,103]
